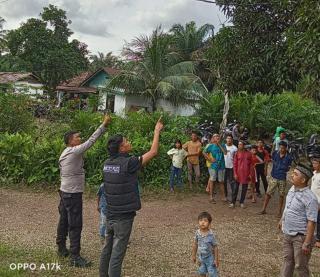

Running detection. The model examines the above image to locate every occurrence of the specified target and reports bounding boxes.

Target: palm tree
[89,51,121,71]
[0,17,7,55]
[170,21,215,90]
[108,26,207,112]
[170,21,214,60]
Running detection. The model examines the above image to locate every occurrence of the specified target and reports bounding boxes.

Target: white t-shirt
[167,148,188,169]
[224,144,237,169]
[311,171,320,205]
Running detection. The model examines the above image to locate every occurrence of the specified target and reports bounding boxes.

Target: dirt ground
[0,187,319,277]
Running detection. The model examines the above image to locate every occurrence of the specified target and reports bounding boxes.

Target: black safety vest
[103,155,141,214]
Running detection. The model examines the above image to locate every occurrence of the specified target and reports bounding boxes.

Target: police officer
[56,115,111,267]
[99,117,164,277]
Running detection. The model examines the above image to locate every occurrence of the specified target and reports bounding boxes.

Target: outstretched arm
[72,115,111,154]
[142,117,164,166]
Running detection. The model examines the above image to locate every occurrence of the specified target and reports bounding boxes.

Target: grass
[0,243,70,277]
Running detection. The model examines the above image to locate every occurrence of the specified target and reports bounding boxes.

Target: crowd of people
[55,115,320,277]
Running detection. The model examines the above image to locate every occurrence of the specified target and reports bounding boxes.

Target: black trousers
[255,164,268,194]
[99,218,134,277]
[232,183,248,204]
[56,191,83,258]
[317,211,320,241]
[224,168,235,198]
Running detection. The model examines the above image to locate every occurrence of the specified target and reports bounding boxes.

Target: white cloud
[0,0,226,55]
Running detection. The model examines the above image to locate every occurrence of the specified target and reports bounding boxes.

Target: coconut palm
[89,51,121,71]
[0,17,7,55]
[108,26,207,112]
[170,21,215,90]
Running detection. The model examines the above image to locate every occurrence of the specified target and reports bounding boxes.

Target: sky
[0,0,227,56]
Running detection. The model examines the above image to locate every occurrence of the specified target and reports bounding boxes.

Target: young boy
[311,156,320,248]
[183,132,202,189]
[192,212,219,277]
[97,183,107,243]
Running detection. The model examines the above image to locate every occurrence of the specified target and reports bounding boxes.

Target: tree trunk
[151,98,157,112]
[219,90,230,135]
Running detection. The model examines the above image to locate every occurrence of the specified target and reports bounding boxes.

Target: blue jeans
[99,212,107,237]
[169,166,183,189]
[198,255,218,277]
[99,218,134,277]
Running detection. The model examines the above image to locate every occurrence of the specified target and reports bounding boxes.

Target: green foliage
[286,1,320,102]
[198,91,320,137]
[6,5,89,94]
[110,26,207,111]
[0,93,34,133]
[212,0,295,93]
[0,109,196,188]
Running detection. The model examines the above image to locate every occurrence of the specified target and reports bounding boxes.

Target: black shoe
[57,247,69,257]
[70,256,92,268]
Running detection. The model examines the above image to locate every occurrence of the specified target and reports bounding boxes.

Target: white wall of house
[156,99,195,116]
[113,94,196,116]
[114,95,127,115]
[13,81,44,96]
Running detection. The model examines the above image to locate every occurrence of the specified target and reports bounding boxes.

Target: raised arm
[72,115,111,154]
[142,117,164,166]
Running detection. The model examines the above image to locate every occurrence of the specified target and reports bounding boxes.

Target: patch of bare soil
[0,187,319,277]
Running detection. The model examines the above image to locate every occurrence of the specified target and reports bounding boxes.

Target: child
[97,183,107,243]
[250,145,260,203]
[192,212,219,277]
[167,140,188,192]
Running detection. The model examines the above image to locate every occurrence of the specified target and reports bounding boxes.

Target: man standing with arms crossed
[56,115,111,267]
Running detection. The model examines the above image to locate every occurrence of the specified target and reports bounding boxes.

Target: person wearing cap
[259,141,293,217]
[99,118,164,277]
[311,157,320,248]
[279,164,318,277]
[203,133,227,203]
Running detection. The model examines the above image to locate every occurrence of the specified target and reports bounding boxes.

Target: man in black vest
[99,117,164,277]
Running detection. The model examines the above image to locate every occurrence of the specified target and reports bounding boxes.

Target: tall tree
[286,1,320,102]
[6,5,89,95]
[89,51,122,71]
[212,0,298,94]
[108,27,207,112]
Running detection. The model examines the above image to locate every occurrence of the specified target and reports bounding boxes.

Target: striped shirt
[282,186,318,236]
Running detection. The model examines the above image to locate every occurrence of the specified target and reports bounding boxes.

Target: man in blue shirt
[203,134,227,203]
[259,141,293,217]
[279,164,318,277]
[97,183,107,243]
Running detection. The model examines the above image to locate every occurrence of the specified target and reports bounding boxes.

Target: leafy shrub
[198,91,320,138]
[0,93,35,134]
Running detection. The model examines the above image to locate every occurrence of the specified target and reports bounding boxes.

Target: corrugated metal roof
[56,86,97,94]
[0,72,40,84]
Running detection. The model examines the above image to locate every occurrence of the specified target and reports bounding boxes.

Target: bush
[0,93,35,134]
[198,91,320,138]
